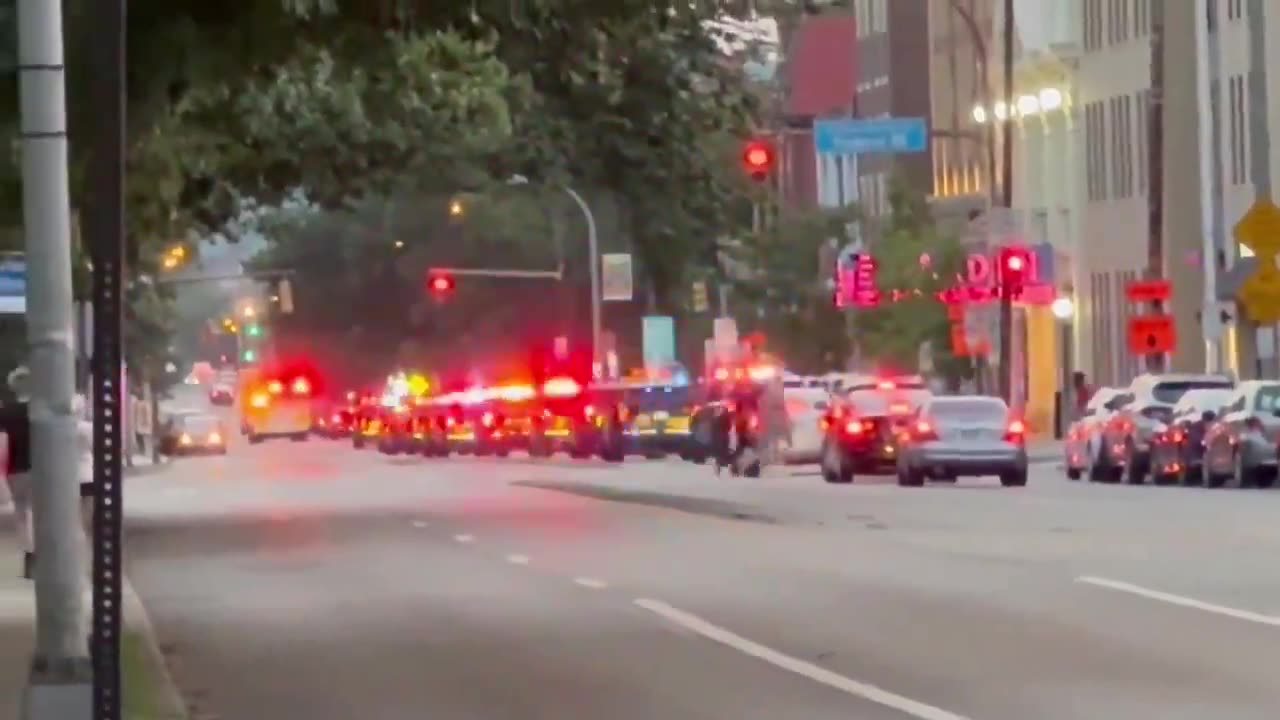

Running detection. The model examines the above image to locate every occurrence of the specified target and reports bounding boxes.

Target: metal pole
[17,0,93,711]
[1059,319,1073,435]
[1194,0,1221,373]
[562,187,599,375]
[1146,0,1167,373]
[997,0,1014,402]
[86,0,126,715]
[1246,0,1274,376]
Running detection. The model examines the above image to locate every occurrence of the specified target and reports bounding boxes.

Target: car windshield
[845,389,930,416]
[929,398,1008,422]
[1176,389,1233,414]
[1255,386,1280,413]
[1151,381,1233,404]
[180,415,220,434]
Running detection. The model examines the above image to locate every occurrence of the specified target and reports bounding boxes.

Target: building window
[819,153,858,209]
[1086,101,1109,202]
[1229,73,1248,185]
[1084,0,1099,51]
[1135,0,1149,35]
[1207,0,1218,31]
[1107,0,1116,45]
[1135,90,1149,193]
[1117,0,1128,41]
[1228,0,1243,20]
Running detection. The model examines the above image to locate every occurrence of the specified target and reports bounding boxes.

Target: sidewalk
[0,454,184,719]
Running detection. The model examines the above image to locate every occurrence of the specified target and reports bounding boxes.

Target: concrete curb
[122,579,188,719]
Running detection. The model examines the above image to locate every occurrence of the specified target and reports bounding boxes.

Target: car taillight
[1170,429,1185,443]
[291,378,311,396]
[843,420,862,435]
[208,432,223,444]
[1004,419,1026,443]
[482,411,495,427]
[583,404,595,418]
[915,420,938,441]
[179,433,192,445]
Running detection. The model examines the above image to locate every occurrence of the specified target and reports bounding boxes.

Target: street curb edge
[122,579,189,719]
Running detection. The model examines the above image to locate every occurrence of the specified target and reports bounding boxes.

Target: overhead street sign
[1234,198,1280,323]
[814,117,928,155]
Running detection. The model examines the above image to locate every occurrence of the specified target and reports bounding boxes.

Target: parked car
[1146,387,1234,485]
[1063,387,1124,480]
[1199,380,1280,488]
[1095,373,1234,484]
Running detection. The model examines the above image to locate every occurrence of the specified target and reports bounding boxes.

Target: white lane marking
[507,554,530,565]
[412,520,428,528]
[1076,576,1280,627]
[634,598,970,720]
[574,577,607,589]
[454,534,475,543]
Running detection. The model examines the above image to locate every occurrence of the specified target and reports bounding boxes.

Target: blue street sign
[0,257,25,297]
[814,117,928,154]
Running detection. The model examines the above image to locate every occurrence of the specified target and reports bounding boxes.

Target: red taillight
[543,377,581,397]
[481,411,495,427]
[1005,419,1026,443]
[843,420,862,435]
[583,404,595,418]
[747,414,759,430]
[878,380,895,390]
[915,420,938,440]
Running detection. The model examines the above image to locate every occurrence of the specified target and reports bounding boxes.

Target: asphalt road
[127,405,1280,718]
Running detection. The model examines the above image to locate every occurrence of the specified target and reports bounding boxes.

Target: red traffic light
[996,246,1034,294]
[742,139,775,181]
[428,272,455,294]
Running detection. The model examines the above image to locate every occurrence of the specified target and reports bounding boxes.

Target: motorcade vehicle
[1199,380,1280,488]
[1145,387,1234,484]
[819,376,930,483]
[160,412,228,456]
[208,383,234,406]
[896,395,1027,487]
[239,366,317,444]
[1063,387,1124,479]
[1096,373,1234,484]
[622,382,695,459]
[780,380,831,465]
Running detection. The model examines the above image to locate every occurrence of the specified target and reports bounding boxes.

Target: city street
[122,406,1280,720]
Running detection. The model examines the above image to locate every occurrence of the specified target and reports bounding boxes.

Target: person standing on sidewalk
[0,366,33,579]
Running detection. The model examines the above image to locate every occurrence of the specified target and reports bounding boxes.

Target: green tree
[849,180,972,387]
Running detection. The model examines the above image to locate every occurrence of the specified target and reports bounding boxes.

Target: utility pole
[1246,0,1276,371]
[997,0,1015,402]
[86,0,127,715]
[1145,0,1167,373]
[17,0,93,713]
[1194,0,1221,373]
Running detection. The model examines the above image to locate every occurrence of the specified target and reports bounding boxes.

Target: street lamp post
[508,176,600,373]
[1051,296,1075,438]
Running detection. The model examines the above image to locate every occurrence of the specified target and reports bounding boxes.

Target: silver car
[897,396,1028,487]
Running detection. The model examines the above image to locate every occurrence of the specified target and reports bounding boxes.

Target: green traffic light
[246,324,262,337]
[242,350,256,362]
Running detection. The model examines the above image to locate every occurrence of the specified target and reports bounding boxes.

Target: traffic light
[997,246,1033,297]
[242,349,257,363]
[691,281,709,312]
[246,323,262,338]
[428,271,455,297]
[278,278,294,314]
[742,138,775,182]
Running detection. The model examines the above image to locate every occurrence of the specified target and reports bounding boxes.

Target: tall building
[852,0,933,215]
[928,0,998,208]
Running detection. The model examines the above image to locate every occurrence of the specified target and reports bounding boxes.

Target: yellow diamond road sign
[1235,198,1280,323]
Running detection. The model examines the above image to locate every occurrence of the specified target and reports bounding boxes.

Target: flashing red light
[915,420,938,440]
[1005,419,1027,443]
[291,377,312,396]
[267,380,284,395]
[843,420,862,434]
[428,272,455,295]
[877,380,896,390]
[543,376,581,397]
[742,139,775,181]
[584,404,595,418]
[712,367,730,382]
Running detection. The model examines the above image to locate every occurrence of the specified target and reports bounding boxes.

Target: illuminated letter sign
[836,253,880,308]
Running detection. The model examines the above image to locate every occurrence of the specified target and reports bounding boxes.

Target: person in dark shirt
[1,365,33,578]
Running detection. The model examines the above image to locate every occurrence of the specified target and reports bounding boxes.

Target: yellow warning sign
[1235,199,1280,323]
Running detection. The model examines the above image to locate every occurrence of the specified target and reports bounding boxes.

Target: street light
[508,174,600,375]
[449,198,464,217]
[1052,294,1075,438]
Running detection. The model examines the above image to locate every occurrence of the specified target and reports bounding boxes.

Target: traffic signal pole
[997,0,1015,402]
[1145,0,1167,374]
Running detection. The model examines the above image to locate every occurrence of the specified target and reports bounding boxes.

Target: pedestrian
[0,366,33,579]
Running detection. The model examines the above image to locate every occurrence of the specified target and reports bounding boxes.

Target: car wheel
[1065,467,1081,480]
[1233,450,1262,488]
[897,466,924,487]
[821,442,851,484]
[1000,470,1028,487]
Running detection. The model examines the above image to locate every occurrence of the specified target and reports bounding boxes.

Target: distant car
[1097,373,1235,484]
[1199,380,1280,488]
[208,384,234,406]
[818,376,931,483]
[1146,387,1234,485]
[160,412,228,456]
[896,395,1027,487]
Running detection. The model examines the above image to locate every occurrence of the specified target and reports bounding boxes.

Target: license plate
[666,417,690,432]
[961,429,984,439]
